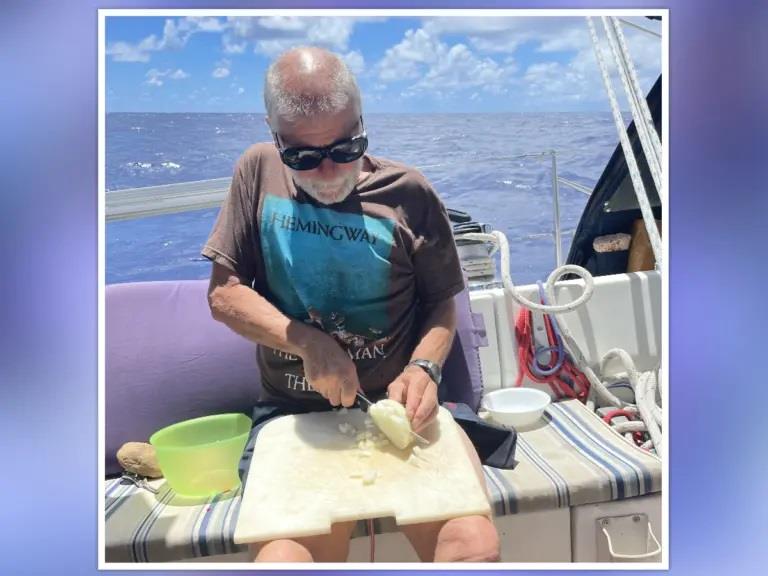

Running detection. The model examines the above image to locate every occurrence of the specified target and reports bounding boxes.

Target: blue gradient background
[1,0,765,574]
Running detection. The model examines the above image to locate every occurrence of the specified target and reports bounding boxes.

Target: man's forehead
[274,108,361,145]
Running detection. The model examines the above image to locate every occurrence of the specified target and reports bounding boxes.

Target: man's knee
[435,516,500,562]
[251,539,313,562]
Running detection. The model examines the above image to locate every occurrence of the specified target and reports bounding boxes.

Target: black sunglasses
[273,117,368,171]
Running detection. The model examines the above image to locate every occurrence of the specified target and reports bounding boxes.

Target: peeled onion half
[369,399,413,450]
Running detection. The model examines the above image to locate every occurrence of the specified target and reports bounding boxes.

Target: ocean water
[106,112,622,285]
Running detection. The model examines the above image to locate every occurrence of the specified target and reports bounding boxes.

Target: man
[202,46,499,563]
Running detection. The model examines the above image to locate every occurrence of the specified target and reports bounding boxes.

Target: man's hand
[301,331,360,408]
[387,365,439,433]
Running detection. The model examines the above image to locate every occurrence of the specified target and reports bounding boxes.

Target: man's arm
[207,262,361,407]
[387,297,456,432]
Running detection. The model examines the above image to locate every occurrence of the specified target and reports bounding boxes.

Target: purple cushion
[440,286,486,412]
[105,280,261,476]
[105,281,485,476]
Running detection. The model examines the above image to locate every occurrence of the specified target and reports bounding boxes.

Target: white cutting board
[234,406,491,544]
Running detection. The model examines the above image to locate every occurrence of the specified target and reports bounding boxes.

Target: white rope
[599,349,663,456]
[461,231,626,410]
[609,17,663,165]
[602,16,663,197]
[641,439,655,451]
[460,232,594,314]
[613,421,647,434]
[638,371,663,425]
[586,17,663,269]
[468,229,664,452]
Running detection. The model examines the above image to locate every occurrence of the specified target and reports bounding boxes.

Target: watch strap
[407,359,442,385]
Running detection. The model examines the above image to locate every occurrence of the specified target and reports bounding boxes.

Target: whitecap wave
[125,161,181,170]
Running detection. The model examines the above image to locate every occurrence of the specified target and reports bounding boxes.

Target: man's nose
[315,156,338,177]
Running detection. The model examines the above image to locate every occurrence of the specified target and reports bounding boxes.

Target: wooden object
[627,219,662,272]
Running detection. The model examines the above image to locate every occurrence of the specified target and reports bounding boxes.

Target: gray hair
[264,46,361,124]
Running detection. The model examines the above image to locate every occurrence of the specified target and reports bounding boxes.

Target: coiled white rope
[463,230,663,454]
[461,232,623,410]
[600,349,663,456]
[460,231,595,314]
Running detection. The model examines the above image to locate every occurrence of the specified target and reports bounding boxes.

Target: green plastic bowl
[149,413,252,498]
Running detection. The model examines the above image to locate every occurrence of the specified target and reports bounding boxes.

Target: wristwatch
[407,359,442,386]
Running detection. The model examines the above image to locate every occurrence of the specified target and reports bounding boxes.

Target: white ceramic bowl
[481,387,552,429]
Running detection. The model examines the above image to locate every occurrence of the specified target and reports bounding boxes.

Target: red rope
[602,409,648,447]
[514,306,590,402]
[602,409,636,424]
[514,306,655,449]
[368,518,375,562]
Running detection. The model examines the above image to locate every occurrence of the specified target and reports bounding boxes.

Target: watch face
[412,360,441,384]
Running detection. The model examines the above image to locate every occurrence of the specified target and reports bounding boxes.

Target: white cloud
[223,16,381,57]
[422,16,660,65]
[144,68,189,87]
[145,69,165,86]
[255,17,353,56]
[519,25,661,108]
[528,21,662,105]
[106,35,160,63]
[108,15,382,68]
[257,16,308,32]
[374,16,660,107]
[195,17,227,32]
[377,28,443,82]
[212,58,231,79]
[419,43,513,93]
[376,27,515,97]
[422,17,592,55]
[108,17,226,63]
[342,50,365,75]
[161,17,226,49]
[222,35,247,54]
[305,18,356,50]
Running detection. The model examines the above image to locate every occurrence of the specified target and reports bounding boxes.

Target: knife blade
[356,391,373,412]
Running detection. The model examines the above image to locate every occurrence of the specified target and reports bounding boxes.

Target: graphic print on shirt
[260,195,397,365]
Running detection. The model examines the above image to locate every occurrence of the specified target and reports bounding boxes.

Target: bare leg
[250,520,357,562]
[400,427,500,562]
[401,515,500,562]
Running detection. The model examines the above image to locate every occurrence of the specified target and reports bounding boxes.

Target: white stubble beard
[292,159,363,205]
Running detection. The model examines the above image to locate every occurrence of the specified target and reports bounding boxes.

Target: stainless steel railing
[106,151,594,268]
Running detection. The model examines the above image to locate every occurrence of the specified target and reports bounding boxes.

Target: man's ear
[265,116,279,147]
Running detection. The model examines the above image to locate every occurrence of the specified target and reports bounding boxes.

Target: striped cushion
[104,399,661,562]
[483,399,661,516]
[105,479,246,562]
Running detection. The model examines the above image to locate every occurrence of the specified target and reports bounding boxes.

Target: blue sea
[106,112,623,285]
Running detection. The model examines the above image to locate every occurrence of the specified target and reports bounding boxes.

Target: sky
[105,13,662,114]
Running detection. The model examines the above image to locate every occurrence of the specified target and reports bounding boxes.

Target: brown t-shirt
[202,142,464,408]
